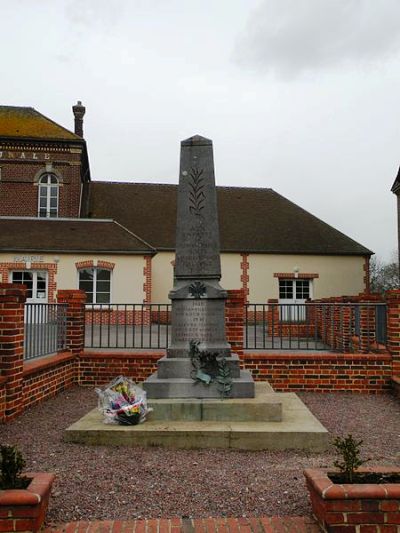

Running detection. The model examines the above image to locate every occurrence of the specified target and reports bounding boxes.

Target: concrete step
[64,383,329,451]
[147,382,282,422]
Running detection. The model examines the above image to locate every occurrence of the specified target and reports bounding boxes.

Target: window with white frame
[78,268,111,304]
[279,279,311,301]
[38,173,59,218]
[11,271,47,302]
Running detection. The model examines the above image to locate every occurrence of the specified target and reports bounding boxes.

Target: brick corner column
[0,283,26,422]
[385,289,400,376]
[57,290,86,356]
[267,298,279,337]
[142,255,153,326]
[225,289,245,357]
[358,294,384,353]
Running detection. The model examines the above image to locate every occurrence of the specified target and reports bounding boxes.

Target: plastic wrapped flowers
[96,376,152,425]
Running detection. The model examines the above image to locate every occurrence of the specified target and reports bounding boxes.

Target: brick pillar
[57,290,86,356]
[225,289,245,357]
[358,295,382,353]
[142,255,152,326]
[267,298,279,337]
[240,253,250,303]
[386,290,400,376]
[0,284,26,421]
[340,304,352,353]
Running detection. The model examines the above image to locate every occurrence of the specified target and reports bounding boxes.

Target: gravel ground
[2,387,400,525]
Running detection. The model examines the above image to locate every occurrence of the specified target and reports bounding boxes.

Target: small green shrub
[332,434,368,483]
[0,445,29,489]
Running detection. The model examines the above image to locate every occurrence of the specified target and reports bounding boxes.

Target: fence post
[358,295,383,353]
[57,290,86,356]
[340,303,352,353]
[386,290,400,376]
[0,283,26,422]
[267,298,279,337]
[225,289,245,357]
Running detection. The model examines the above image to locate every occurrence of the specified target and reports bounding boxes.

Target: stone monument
[143,135,255,398]
[66,135,329,451]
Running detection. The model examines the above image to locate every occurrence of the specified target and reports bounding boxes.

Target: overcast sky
[2,0,399,260]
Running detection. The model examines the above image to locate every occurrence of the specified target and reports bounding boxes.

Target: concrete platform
[148,381,282,421]
[64,383,329,451]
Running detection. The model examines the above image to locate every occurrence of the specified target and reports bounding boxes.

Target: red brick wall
[143,255,152,305]
[305,467,400,531]
[0,377,6,421]
[386,290,400,377]
[72,351,392,393]
[0,144,83,217]
[240,253,249,302]
[85,308,152,326]
[78,351,160,386]
[243,353,392,393]
[0,349,395,423]
[57,290,86,355]
[226,289,245,356]
[23,352,77,409]
[0,284,26,420]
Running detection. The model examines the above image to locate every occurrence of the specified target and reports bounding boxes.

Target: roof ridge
[91,181,274,191]
[0,105,35,110]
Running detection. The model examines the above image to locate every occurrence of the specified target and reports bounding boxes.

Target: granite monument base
[143,370,255,399]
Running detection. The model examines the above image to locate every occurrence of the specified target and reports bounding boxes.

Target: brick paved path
[45,516,320,532]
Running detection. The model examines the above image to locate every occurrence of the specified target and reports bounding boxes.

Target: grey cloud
[65,0,126,29]
[234,0,400,77]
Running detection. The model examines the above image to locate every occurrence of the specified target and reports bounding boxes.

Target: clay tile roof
[0,218,155,254]
[0,106,81,141]
[86,182,372,256]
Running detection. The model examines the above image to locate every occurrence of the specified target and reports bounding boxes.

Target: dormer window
[38,173,59,218]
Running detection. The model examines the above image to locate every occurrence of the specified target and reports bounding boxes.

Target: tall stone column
[143,136,254,398]
[168,135,230,358]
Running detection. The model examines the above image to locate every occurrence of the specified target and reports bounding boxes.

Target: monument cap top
[181,135,212,147]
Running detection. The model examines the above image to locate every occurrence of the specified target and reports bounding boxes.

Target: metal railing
[24,303,67,360]
[245,302,387,352]
[83,301,388,353]
[84,304,171,349]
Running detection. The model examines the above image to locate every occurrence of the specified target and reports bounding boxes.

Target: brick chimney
[72,100,86,137]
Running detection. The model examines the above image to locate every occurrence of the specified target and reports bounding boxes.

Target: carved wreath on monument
[189,340,232,398]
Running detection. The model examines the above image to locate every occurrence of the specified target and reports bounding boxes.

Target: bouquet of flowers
[95,376,152,425]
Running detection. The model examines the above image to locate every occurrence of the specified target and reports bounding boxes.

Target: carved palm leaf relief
[188,167,205,215]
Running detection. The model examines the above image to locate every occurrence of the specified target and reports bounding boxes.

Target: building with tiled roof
[0,103,371,305]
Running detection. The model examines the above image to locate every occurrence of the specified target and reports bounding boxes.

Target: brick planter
[304,467,400,532]
[0,472,55,532]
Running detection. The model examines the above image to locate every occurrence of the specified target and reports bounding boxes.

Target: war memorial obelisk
[67,136,329,450]
[144,135,255,398]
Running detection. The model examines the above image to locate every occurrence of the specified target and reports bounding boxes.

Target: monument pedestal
[144,369,255,399]
[143,353,255,399]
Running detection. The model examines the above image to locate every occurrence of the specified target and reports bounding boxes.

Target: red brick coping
[45,516,320,532]
[304,467,400,531]
[0,472,55,533]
